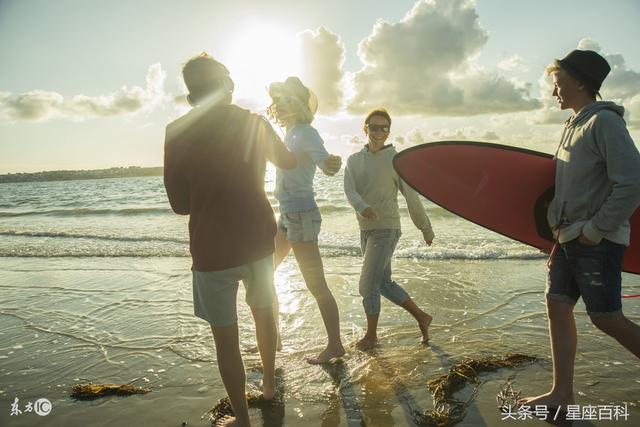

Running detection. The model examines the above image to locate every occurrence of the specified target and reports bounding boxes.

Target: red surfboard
[393,141,640,276]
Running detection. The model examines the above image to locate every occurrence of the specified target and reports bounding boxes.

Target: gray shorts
[192,254,275,326]
[278,208,322,242]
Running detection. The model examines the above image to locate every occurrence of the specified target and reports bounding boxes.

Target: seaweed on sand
[413,353,537,427]
[202,355,536,426]
[203,367,286,426]
[70,377,151,400]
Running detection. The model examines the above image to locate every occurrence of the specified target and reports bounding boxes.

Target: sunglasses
[367,124,390,133]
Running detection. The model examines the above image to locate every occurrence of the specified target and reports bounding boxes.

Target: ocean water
[1,173,639,426]
[0,172,544,261]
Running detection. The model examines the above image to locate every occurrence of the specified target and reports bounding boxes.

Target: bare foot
[261,378,276,401]
[306,344,346,364]
[518,391,575,410]
[355,335,378,351]
[417,313,432,344]
[215,415,249,427]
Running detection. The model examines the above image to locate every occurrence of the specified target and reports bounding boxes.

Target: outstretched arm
[261,118,296,170]
[322,154,342,176]
[298,126,341,175]
[266,137,296,170]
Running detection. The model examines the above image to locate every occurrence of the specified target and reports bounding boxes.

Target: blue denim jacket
[275,124,329,213]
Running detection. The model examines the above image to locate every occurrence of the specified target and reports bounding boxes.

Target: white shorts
[192,254,275,326]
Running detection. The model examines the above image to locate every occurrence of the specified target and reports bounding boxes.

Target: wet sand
[1,257,639,426]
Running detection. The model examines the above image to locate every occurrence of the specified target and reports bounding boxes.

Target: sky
[1,0,640,173]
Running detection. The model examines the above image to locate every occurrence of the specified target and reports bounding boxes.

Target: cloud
[395,126,500,145]
[482,130,500,140]
[531,105,570,126]
[532,38,640,126]
[577,39,601,52]
[0,90,65,121]
[336,123,503,153]
[602,54,640,101]
[407,128,427,144]
[583,40,640,127]
[348,0,540,116]
[343,134,365,145]
[497,55,527,72]
[626,94,640,127]
[298,27,346,113]
[0,64,167,122]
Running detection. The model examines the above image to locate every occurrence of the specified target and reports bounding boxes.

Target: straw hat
[268,77,318,123]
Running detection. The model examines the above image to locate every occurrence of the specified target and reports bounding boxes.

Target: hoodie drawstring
[547,239,559,270]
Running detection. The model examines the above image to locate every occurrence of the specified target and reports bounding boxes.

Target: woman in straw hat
[264,76,346,364]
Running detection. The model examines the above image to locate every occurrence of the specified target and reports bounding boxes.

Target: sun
[219,21,301,109]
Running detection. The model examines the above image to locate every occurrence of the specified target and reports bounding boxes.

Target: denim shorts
[192,254,275,326]
[278,208,322,242]
[547,239,626,317]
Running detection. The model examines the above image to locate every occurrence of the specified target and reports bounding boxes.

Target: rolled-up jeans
[359,228,409,315]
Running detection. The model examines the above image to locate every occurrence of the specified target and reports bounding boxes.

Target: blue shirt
[275,123,329,213]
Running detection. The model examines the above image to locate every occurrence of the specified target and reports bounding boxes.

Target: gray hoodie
[547,101,640,245]
[344,145,434,240]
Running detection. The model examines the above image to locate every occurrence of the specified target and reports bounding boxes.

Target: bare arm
[266,136,296,170]
[163,126,190,215]
[261,117,296,169]
[323,154,342,176]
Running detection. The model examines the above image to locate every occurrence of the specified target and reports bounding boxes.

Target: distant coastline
[0,166,163,183]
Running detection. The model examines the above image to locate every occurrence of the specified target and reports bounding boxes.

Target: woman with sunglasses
[344,108,435,350]
[265,77,346,364]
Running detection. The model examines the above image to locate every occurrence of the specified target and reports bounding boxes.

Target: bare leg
[249,305,277,400]
[590,314,640,357]
[274,226,292,268]
[245,230,290,354]
[521,300,576,407]
[210,324,251,427]
[271,228,291,351]
[399,297,433,344]
[356,313,379,350]
[291,240,345,364]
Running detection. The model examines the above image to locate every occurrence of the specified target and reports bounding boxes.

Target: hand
[360,207,378,220]
[578,232,598,246]
[324,154,342,175]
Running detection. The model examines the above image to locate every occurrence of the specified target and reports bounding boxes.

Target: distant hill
[0,166,163,183]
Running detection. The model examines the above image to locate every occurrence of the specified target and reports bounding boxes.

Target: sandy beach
[1,255,638,426]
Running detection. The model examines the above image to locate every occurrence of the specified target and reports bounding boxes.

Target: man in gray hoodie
[522,50,640,410]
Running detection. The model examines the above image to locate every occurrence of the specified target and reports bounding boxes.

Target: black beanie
[558,50,611,94]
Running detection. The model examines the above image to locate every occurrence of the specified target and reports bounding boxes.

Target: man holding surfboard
[522,49,640,410]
